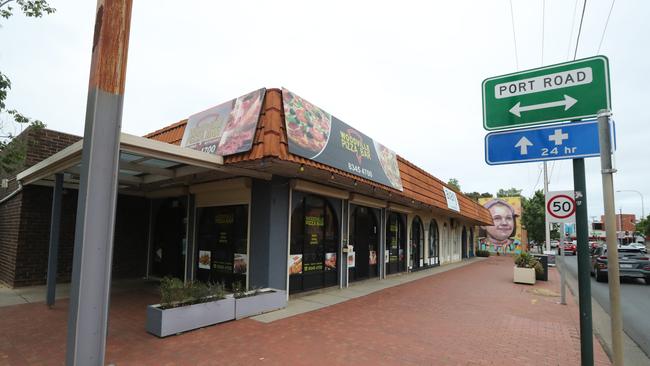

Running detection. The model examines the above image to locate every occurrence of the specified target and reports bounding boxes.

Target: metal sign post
[598,110,624,366]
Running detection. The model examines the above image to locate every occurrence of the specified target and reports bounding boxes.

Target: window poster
[181,88,266,156]
[233,253,247,274]
[325,252,337,271]
[385,250,390,263]
[198,250,211,270]
[399,249,404,262]
[347,251,356,268]
[289,254,303,275]
[369,250,377,265]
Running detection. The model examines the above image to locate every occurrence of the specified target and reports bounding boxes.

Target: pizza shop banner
[282,88,403,191]
[181,88,266,156]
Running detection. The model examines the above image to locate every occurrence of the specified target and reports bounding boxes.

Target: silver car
[590,245,650,284]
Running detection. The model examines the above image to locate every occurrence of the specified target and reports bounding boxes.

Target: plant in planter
[513,252,543,285]
[232,281,287,320]
[475,249,491,257]
[146,278,235,337]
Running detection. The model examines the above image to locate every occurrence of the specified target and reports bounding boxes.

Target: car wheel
[646,276,650,285]
[596,268,607,283]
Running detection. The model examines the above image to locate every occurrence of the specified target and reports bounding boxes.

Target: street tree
[0,0,55,174]
[497,187,522,197]
[463,191,493,202]
[447,178,460,191]
[635,215,650,237]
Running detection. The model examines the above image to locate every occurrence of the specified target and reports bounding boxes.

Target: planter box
[235,288,287,320]
[513,266,536,285]
[146,296,235,337]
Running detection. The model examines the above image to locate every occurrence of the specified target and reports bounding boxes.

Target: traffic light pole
[573,157,593,366]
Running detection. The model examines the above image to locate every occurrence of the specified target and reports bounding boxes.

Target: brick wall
[10,185,149,287]
[0,192,22,286]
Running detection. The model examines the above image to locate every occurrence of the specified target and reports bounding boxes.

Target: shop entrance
[289,193,339,294]
[349,205,379,281]
[151,198,187,279]
[428,220,440,266]
[410,216,424,270]
[195,205,249,289]
[386,212,406,274]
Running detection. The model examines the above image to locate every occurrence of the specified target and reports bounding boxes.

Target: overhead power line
[566,0,580,60]
[541,0,545,65]
[597,0,616,54]
[509,0,519,70]
[573,0,588,60]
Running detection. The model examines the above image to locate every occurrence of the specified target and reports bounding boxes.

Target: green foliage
[159,277,226,309]
[0,1,53,174]
[497,187,522,198]
[521,190,545,244]
[475,249,491,257]
[636,215,650,237]
[231,281,260,299]
[464,191,493,202]
[514,252,543,274]
[0,0,56,19]
[447,178,461,191]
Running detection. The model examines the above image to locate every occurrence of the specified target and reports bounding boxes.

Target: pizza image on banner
[282,88,403,191]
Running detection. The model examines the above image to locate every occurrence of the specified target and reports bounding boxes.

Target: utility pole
[598,110,624,366]
[544,162,551,253]
[66,1,132,365]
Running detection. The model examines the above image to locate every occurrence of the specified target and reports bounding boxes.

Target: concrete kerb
[560,263,650,365]
[252,257,486,323]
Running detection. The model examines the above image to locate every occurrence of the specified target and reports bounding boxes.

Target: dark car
[590,245,650,283]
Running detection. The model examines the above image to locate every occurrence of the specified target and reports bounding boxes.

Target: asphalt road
[561,254,650,357]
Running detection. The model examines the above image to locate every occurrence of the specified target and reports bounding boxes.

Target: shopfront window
[411,216,424,270]
[195,205,248,289]
[386,212,406,274]
[349,205,379,281]
[429,220,439,266]
[289,194,339,293]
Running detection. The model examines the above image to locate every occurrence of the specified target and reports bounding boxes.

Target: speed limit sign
[545,190,576,223]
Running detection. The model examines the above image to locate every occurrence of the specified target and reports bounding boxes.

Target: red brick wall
[600,214,637,232]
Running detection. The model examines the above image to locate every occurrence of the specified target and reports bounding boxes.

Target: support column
[66,1,132,365]
[184,194,196,283]
[46,173,63,307]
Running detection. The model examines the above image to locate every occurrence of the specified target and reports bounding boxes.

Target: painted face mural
[478,197,523,254]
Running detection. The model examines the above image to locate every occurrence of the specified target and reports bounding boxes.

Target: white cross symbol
[548,129,569,145]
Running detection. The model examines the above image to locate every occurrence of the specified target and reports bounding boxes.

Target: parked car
[590,245,650,283]
[550,240,560,248]
[627,242,647,253]
[559,241,576,255]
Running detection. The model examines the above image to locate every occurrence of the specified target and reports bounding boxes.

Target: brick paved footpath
[0,256,611,365]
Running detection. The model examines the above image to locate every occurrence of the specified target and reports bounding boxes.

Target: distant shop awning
[16,133,270,194]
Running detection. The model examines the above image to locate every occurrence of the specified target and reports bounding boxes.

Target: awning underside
[16,133,270,195]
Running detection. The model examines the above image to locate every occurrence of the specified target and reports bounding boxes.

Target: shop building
[0,88,491,295]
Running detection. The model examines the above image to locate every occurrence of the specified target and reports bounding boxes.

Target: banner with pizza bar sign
[282,88,403,191]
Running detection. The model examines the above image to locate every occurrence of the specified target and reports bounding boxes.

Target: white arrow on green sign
[482,56,611,130]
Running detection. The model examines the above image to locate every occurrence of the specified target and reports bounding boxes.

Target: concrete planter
[513,266,536,285]
[235,288,287,320]
[146,295,235,337]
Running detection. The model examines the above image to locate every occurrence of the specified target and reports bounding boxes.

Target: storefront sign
[442,187,460,212]
[282,88,403,191]
[181,88,266,156]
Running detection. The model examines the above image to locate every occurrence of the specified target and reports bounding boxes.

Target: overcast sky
[1,0,648,221]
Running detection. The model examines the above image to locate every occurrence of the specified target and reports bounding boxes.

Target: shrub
[475,249,491,257]
[514,252,544,275]
[159,277,226,309]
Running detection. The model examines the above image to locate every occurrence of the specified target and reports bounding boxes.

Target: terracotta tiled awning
[146,89,493,225]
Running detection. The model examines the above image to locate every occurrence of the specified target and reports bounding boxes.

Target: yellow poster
[478,197,523,254]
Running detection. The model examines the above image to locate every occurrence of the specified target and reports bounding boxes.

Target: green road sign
[482,56,611,130]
